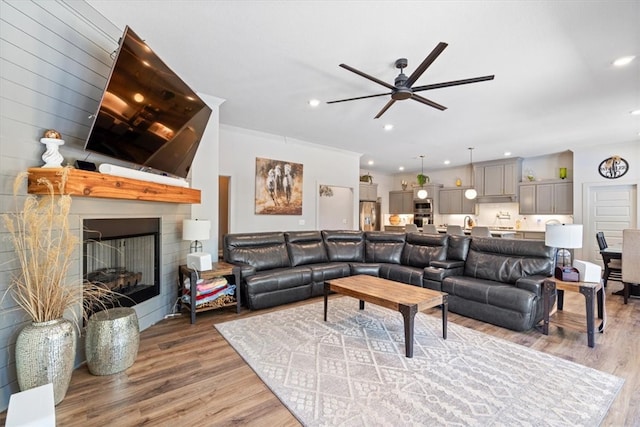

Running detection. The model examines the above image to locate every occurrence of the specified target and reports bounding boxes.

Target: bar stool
[446,225,464,235]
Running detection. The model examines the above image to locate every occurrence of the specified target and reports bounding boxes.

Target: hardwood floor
[2,282,638,426]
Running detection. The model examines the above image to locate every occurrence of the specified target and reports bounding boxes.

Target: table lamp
[545,223,583,281]
[183,219,212,271]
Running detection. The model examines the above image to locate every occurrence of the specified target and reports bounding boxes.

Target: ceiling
[87,1,639,175]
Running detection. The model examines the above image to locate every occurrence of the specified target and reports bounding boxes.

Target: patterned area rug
[216,297,623,426]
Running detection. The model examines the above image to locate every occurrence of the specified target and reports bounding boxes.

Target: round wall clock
[598,156,628,179]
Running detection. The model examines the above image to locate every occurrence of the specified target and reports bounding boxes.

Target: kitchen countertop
[384,225,546,237]
[435,228,517,237]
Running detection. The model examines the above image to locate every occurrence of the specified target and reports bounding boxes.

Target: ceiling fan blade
[339,64,397,91]
[411,94,447,111]
[374,99,396,119]
[326,92,393,104]
[404,42,448,88]
[411,75,495,92]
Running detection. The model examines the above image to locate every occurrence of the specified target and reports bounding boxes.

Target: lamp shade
[545,224,583,248]
[182,219,210,241]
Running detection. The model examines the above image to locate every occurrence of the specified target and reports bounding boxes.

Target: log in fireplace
[83,218,160,310]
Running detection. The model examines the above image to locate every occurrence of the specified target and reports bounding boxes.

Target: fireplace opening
[83,218,160,313]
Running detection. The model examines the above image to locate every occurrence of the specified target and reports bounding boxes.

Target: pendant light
[417,155,428,199]
[464,147,477,200]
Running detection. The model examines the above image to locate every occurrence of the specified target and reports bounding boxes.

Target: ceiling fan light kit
[327,42,495,119]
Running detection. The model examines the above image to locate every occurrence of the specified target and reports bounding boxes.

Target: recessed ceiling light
[613,56,636,67]
[504,151,511,156]
[383,124,394,131]
[398,166,405,171]
[443,160,450,165]
[631,109,640,115]
[367,160,374,165]
[308,99,320,107]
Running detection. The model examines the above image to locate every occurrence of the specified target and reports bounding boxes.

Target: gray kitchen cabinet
[518,181,573,214]
[439,188,475,214]
[552,182,573,214]
[513,231,546,240]
[483,164,504,196]
[473,158,522,199]
[359,183,378,201]
[518,184,537,214]
[389,190,413,213]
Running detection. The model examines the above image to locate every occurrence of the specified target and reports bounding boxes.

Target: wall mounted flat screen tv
[84,26,212,178]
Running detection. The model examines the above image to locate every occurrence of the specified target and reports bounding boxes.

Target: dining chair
[621,228,640,304]
[470,226,491,237]
[405,223,419,233]
[422,224,439,234]
[446,225,464,235]
[596,232,622,286]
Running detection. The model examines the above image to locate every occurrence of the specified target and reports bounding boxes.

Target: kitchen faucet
[463,216,472,229]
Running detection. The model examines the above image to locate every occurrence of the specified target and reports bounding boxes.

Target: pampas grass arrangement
[2,168,120,325]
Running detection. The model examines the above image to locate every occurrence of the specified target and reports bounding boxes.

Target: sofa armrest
[226,261,257,280]
[515,275,549,297]
[424,265,465,283]
[430,260,465,269]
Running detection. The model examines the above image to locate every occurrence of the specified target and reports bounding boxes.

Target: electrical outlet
[299,219,305,225]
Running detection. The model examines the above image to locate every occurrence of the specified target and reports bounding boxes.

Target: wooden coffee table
[324,275,448,358]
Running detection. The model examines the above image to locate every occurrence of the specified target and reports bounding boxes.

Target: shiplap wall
[0,1,203,410]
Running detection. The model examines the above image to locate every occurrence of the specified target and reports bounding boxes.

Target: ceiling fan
[327,42,494,119]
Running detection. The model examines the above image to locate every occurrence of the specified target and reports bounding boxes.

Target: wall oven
[414,199,432,212]
[413,214,433,227]
[413,198,433,227]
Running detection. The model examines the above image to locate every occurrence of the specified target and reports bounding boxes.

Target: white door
[585,184,637,265]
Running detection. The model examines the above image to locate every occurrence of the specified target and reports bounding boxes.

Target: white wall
[318,186,354,230]
[522,151,574,181]
[190,94,225,258]
[219,125,361,232]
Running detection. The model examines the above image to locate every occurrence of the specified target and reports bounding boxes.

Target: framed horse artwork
[255,157,303,215]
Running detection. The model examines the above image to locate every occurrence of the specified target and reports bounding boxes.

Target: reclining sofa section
[223,230,556,332]
[425,237,556,331]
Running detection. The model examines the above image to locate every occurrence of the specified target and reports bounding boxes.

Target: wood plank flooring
[1,282,638,426]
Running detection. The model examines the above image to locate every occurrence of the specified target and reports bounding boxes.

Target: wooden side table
[542,278,605,348]
[179,262,241,324]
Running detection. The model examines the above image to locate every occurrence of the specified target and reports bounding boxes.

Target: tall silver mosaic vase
[15,318,77,405]
[85,307,139,375]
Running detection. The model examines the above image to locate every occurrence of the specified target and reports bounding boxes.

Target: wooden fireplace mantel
[27,168,201,204]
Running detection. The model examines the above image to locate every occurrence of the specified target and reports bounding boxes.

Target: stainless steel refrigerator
[359,201,380,231]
